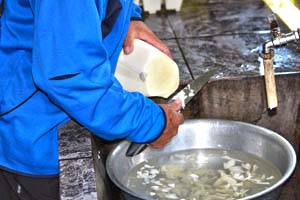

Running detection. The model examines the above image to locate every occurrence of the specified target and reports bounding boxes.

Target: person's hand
[149,99,184,148]
[123,20,173,58]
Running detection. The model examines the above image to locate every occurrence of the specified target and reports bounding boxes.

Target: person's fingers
[124,21,173,58]
[168,100,184,124]
[149,102,184,149]
[174,109,184,124]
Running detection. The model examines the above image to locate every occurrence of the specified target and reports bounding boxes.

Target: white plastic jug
[115,39,179,98]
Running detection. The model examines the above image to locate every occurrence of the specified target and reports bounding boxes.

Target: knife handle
[125,143,148,157]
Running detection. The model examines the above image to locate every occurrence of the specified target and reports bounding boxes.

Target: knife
[125,69,217,157]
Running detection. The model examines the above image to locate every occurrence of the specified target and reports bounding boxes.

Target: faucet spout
[262,40,275,54]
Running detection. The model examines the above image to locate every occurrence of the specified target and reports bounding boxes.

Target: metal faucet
[262,14,300,54]
[260,14,300,111]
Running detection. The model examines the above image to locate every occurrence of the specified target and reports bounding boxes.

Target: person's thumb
[123,33,135,55]
[169,99,182,112]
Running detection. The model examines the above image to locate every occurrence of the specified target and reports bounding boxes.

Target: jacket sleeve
[31,0,165,142]
[130,1,142,20]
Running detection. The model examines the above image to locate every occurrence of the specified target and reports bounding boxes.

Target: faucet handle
[268,14,281,38]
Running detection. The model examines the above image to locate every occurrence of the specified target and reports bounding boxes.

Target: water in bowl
[123,148,282,200]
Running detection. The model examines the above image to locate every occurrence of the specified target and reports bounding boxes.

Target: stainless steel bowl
[106,119,297,200]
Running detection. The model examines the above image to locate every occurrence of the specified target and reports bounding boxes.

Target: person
[0,0,184,199]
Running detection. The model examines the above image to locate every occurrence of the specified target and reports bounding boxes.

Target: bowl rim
[106,119,297,200]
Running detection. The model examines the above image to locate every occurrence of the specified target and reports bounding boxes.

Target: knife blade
[125,70,216,157]
[171,69,216,108]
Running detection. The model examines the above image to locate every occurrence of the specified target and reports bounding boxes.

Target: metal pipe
[261,50,277,110]
[262,28,300,53]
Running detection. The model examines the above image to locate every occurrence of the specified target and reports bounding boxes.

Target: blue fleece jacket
[0,0,165,176]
